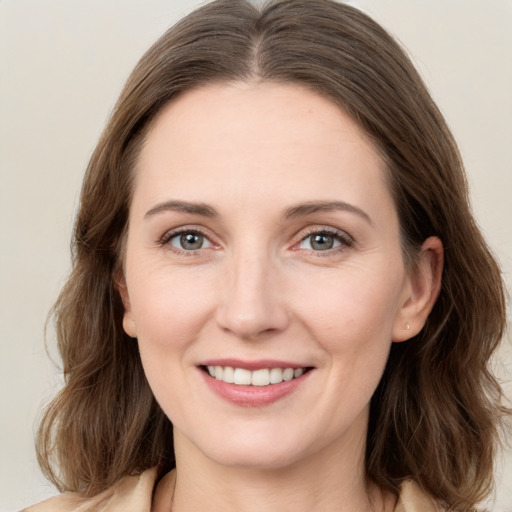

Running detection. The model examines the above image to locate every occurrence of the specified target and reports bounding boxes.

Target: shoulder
[22,467,159,512]
[396,480,446,512]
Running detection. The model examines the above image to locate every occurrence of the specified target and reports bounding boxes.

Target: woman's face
[120,82,425,470]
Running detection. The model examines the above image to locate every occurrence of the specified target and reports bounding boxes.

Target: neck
[168,417,394,512]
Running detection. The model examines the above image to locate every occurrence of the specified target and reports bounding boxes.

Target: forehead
[132,82,395,223]
[144,81,380,162]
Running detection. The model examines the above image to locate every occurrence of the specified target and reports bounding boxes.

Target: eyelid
[159,226,218,253]
[292,226,354,253]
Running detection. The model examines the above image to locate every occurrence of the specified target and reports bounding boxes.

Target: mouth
[198,360,315,407]
[201,365,314,387]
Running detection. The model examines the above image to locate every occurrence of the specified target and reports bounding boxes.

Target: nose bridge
[216,242,288,338]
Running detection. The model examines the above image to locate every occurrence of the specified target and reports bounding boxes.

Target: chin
[208,447,305,472]
[199,429,320,471]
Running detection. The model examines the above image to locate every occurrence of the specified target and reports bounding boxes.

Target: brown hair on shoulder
[37,1,509,509]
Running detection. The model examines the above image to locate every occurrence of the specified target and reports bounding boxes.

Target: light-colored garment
[23,467,444,512]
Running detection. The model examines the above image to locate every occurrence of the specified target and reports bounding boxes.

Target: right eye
[167,230,212,252]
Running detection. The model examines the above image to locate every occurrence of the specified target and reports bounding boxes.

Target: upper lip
[198,358,312,371]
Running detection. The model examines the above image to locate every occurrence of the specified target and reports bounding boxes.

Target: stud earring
[406,323,411,331]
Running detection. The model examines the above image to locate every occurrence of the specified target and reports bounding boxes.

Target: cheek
[128,268,217,377]
[291,262,405,349]
[129,270,218,422]
[288,261,405,409]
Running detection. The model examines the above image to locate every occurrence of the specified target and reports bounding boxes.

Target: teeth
[233,368,252,385]
[269,367,283,384]
[282,368,294,381]
[223,366,235,383]
[251,369,270,386]
[206,366,307,386]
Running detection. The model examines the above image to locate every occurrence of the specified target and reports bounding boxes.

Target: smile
[199,361,314,407]
[205,366,307,386]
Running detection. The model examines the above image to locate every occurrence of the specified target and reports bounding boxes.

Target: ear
[392,236,444,342]
[115,269,137,338]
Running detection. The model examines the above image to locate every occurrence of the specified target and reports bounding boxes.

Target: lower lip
[200,369,312,407]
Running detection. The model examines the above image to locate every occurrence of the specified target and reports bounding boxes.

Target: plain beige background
[0,0,510,510]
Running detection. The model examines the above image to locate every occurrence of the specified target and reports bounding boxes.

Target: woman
[25,0,508,510]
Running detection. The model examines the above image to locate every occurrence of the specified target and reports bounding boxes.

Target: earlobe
[115,270,137,339]
[392,236,444,342]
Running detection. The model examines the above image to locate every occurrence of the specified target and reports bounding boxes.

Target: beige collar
[24,467,443,512]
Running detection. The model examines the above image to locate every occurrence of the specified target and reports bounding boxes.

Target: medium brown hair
[37,1,509,509]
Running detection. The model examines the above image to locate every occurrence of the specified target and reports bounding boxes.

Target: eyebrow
[145,200,218,218]
[144,199,372,225]
[283,201,373,225]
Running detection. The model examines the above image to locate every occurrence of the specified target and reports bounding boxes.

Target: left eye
[299,232,343,251]
[169,231,212,251]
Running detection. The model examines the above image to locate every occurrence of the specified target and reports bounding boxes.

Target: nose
[215,250,290,340]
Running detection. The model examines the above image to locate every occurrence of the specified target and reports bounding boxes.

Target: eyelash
[295,228,354,255]
[159,227,213,255]
[159,226,354,256]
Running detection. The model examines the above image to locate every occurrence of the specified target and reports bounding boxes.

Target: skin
[119,82,443,512]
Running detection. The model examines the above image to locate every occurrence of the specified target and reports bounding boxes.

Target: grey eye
[300,233,342,251]
[170,231,211,251]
